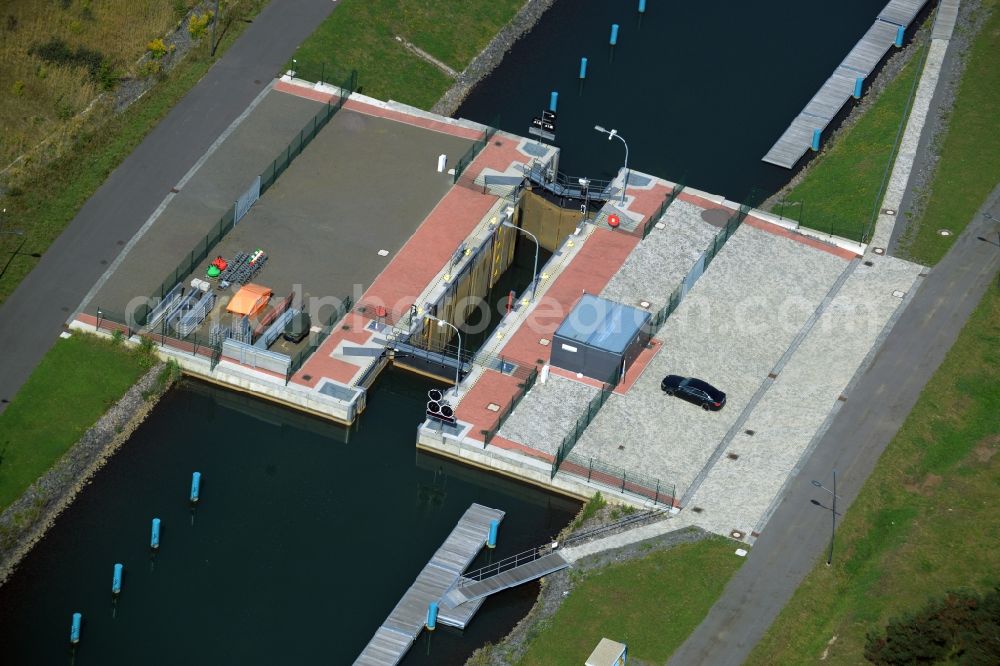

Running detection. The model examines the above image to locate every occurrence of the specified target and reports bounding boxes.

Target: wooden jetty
[354,504,505,666]
[762,0,931,168]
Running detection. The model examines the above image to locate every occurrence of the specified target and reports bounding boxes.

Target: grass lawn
[288,0,523,110]
[0,334,150,512]
[746,284,1000,664]
[0,2,264,306]
[898,0,1000,265]
[770,51,923,243]
[518,537,745,665]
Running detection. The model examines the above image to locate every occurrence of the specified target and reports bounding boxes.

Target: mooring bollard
[425,602,438,631]
[853,77,864,99]
[579,57,588,79]
[638,0,647,13]
[610,24,619,46]
[150,518,161,550]
[112,563,123,596]
[190,472,201,504]
[549,91,559,113]
[487,519,499,549]
[70,613,82,644]
[894,25,905,47]
[811,128,821,152]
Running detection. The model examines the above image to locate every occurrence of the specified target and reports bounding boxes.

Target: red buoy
[608,214,621,229]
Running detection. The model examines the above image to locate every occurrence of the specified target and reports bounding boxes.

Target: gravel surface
[0,362,175,587]
[433,0,557,117]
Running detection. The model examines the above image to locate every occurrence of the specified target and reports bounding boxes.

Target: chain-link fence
[453,115,500,184]
[285,295,353,383]
[640,178,686,239]
[137,70,358,326]
[550,382,615,478]
[480,365,538,446]
[95,308,223,369]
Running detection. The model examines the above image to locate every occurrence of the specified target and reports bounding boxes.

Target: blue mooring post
[190,472,201,504]
[579,57,588,79]
[610,24,619,45]
[112,563,123,596]
[549,91,558,113]
[811,128,821,152]
[853,77,864,99]
[425,602,438,631]
[638,0,647,13]
[150,518,161,550]
[487,519,499,549]
[895,25,905,47]
[70,613,82,644]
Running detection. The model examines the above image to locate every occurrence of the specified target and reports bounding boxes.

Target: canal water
[458,0,889,201]
[0,371,578,665]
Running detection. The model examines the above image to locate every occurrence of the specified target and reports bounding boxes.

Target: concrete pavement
[668,187,1000,665]
[0,0,337,412]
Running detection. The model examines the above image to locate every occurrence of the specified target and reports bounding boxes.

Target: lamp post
[594,125,629,205]
[0,229,42,282]
[500,220,539,301]
[811,472,840,565]
[427,315,462,394]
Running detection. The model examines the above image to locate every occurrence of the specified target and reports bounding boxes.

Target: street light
[426,314,462,394]
[811,472,839,565]
[0,229,42,282]
[594,125,630,205]
[500,220,539,301]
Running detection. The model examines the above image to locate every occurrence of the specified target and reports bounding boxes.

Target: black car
[661,375,726,411]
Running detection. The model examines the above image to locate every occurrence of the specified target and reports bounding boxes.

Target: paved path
[668,188,1000,665]
[0,0,337,412]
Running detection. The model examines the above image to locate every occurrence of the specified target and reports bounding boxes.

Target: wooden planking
[879,0,931,26]
[437,593,486,630]
[354,504,505,666]
[841,20,899,75]
[762,0,932,169]
[932,0,960,40]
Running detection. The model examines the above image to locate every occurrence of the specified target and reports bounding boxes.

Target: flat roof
[554,293,650,354]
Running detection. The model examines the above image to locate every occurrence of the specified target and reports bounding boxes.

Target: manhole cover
[863,260,874,267]
[731,530,745,539]
[302,374,311,381]
[700,208,729,228]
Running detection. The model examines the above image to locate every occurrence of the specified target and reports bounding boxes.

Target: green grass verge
[288,0,522,110]
[770,50,923,243]
[0,334,150,512]
[746,283,1000,664]
[898,1,1000,265]
[0,5,262,306]
[518,537,745,664]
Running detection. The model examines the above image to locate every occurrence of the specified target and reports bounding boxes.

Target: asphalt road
[669,188,1000,666]
[0,0,337,412]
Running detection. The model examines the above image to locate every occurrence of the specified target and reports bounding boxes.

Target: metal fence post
[621,471,627,492]
[654,479,660,505]
[588,458,593,481]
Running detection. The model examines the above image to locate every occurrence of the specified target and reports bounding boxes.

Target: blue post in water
[112,563,123,595]
[70,613,82,644]
[549,91,558,113]
[895,25,905,47]
[638,0,647,13]
[579,57,588,79]
[425,602,438,631]
[610,24,619,46]
[853,76,864,99]
[190,472,201,504]
[811,128,822,152]
[487,519,499,549]
[150,518,161,550]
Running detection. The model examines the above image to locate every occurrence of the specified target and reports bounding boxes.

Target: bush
[864,587,1000,664]
[147,38,168,59]
[11,80,24,96]
[188,11,214,40]
[28,38,113,88]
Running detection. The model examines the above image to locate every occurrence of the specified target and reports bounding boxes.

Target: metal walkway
[441,551,569,610]
[762,0,930,168]
[354,504,505,666]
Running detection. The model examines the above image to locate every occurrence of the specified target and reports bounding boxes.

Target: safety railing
[550,381,615,478]
[456,545,551,586]
[480,365,538,447]
[557,451,676,507]
[453,115,500,184]
[640,178,685,239]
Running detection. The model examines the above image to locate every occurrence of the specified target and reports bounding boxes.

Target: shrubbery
[28,38,116,90]
[864,587,1000,664]
[188,11,214,40]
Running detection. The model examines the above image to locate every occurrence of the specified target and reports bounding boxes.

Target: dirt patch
[904,472,943,496]
[970,433,999,463]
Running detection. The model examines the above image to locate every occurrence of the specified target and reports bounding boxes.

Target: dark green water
[458,0,889,201]
[0,371,577,665]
